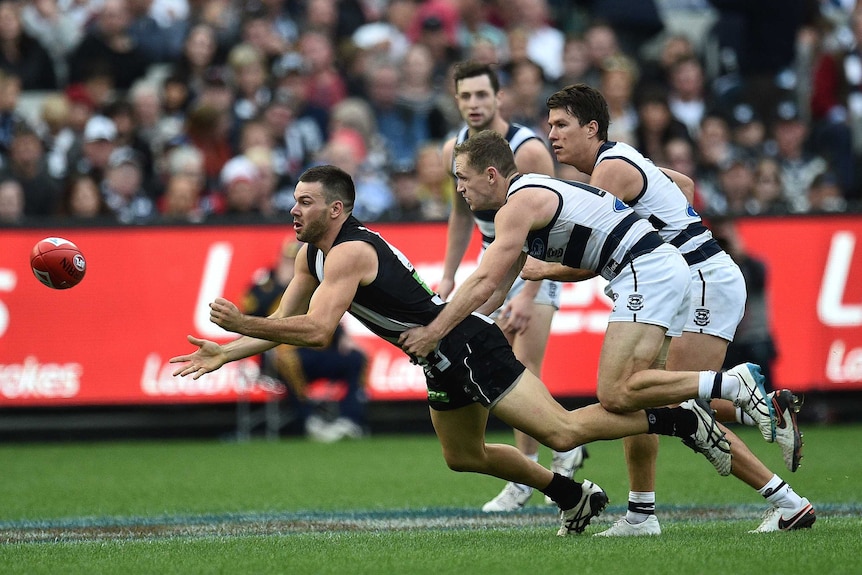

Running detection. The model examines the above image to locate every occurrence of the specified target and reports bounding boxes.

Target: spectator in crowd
[128,81,167,161]
[297,30,347,113]
[749,156,790,214]
[558,36,591,88]
[245,144,286,215]
[504,0,564,82]
[667,54,713,139]
[455,0,507,60]
[501,59,551,141]
[351,0,414,65]
[693,112,735,213]
[171,23,221,103]
[69,114,119,187]
[1,124,60,217]
[161,143,222,216]
[413,141,452,218]
[0,0,58,90]
[57,172,116,221]
[0,69,24,160]
[580,20,623,88]
[101,146,156,223]
[227,43,271,124]
[379,164,429,222]
[38,93,76,181]
[713,218,779,392]
[66,0,151,92]
[412,11,462,88]
[663,135,707,212]
[363,60,420,168]
[714,153,757,216]
[180,103,233,188]
[728,102,769,163]
[0,176,24,224]
[770,99,830,213]
[104,98,157,195]
[213,153,263,219]
[244,0,299,61]
[241,237,369,441]
[807,170,848,212]
[259,89,324,191]
[600,53,640,146]
[637,32,696,91]
[633,85,691,166]
[397,43,453,139]
[810,5,862,202]
[20,0,84,86]
[158,172,205,222]
[126,0,187,64]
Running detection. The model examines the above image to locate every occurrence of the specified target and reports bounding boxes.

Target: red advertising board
[0,215,860,407]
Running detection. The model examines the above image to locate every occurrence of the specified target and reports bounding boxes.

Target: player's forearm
[427,276,495,339]
[234,314,334,349]
[442,206,474,280]
[221,335,280,363]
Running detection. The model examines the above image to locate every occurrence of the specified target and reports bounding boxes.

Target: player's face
[291,181,331,244]
[453,153,499,211]
[456,74,499,131]
[547,108,594,172]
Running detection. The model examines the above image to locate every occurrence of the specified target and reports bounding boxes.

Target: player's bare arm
[590,158,644,203]
[399,191,544,357]
[659,167,696,205]
[213,241,375,348]
[439,136,475,299]
[521,257,598,282]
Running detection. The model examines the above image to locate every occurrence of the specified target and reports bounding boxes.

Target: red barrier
[0,215,860,407]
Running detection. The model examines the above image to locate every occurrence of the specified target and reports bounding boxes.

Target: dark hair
[298,165,356,211]
[546,84,610,141]
[453,130,517,178]
[452,61,500,94]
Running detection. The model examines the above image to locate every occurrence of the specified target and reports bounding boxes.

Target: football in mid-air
[30,237,87,289]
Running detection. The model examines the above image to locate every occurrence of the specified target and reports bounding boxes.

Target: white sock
[625,491,655,524]
[758,475,803,510]
[515,453,540,492]
[736,406,756,426]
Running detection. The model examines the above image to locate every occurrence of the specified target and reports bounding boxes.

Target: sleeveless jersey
[507,174,664,280]
[595,141,723,266]
[453,123,544,247]
[306,216,445,347]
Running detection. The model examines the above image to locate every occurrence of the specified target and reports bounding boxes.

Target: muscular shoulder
[513,138,554,176]
[591,158,644,203]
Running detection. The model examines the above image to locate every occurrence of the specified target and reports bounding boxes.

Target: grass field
[1,423,860,574]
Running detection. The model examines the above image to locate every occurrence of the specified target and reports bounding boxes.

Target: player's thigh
[511,303,556,372]
[597,321,667,396]
[491,370,569,443]
[667,331,729,372]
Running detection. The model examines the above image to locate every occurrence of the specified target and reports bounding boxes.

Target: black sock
[645,407,697,438]
[711,373,723,399]
[540,473,582,509]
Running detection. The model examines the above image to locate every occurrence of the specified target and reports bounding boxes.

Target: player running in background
[537,84,812,535]
[171,164,734,537]
[440,62,585,512]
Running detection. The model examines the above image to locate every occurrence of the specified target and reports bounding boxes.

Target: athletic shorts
[684,251,746,341]
[423,314,526,411]
[604,243,691,336]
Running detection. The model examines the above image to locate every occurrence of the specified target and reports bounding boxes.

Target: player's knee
[441,450,480,473]
[596,387,630,414]
[541,429,577,452]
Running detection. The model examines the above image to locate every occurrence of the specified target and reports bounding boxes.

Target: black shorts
[423,314,526,411]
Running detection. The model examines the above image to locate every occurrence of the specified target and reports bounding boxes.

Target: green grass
[1,424,861,574]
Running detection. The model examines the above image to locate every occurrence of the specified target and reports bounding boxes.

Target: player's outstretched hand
[170,335,226,379]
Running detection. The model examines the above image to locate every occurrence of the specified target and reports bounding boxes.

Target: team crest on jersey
[528,238,545,259]
[694,307,710,326]
[627,293,644,311]
[613,198,629,212]
[687,205,700,217]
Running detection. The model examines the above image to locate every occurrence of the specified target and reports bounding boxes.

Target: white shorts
[605,243,691,335]
[684,251,746,341]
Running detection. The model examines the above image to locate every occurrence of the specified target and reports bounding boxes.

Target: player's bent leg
[429,403,554,489]
[595,322,669,413]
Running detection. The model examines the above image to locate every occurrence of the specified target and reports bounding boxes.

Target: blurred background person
[20,0,84,86]
[68,114,119,187]
[56,172,116,221]
[633,85,690,165]
[242,238,369,442]
[770,99,830,213]
[0,124,60,218]
[101,146,155,224]
[0,176,24,224]
[158,172,205,222]
[0,0,58,90]
[600,53,640,145]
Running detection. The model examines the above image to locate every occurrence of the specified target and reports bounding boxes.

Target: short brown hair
[453,130,517,178]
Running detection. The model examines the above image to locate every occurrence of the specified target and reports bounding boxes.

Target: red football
[30,237,87,289]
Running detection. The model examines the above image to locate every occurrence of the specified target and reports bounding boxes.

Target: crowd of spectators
[0,0,860,227]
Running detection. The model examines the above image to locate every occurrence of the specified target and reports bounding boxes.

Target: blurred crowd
[0,0,860,226]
